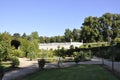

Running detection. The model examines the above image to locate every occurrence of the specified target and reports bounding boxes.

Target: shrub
[78,51,85,61]
[27,51,37,61]
[38,59,46,70]
[73,50,92,62]
[12,50,24,58]
[11,57,20,68]
[0,65,4,80]
[74,57,80,64]
[85,50,92,60]
[73,52,80,64]
[114,38,120,43]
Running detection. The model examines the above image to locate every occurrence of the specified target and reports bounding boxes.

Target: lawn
[22,65,118,80]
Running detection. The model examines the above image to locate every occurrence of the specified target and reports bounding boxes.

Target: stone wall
[39,42,83,50]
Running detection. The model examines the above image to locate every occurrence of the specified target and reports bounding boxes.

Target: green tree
[80,26,92,43]
[0,32,12,61]
[64,28,73,42]
[72,28,80,42]
[22,33,27,39]
[20,38,31,57]
[31,31,39,40]
[81,16,100,42]
[13,33,21,38]
[39,36,45,43]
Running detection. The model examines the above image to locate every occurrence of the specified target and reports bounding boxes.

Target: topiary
[38,59,46,70]
[74,57,80,64]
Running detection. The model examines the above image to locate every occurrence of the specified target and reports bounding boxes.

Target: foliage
[31,31,39,40]
[0,65,4,80]
[0,32,12,61]
[114,44,120,61]
[81,13,120,43]
[37,50,55,62]
[11,57,19,68]
[38,59,46,70]
[73,50,92,63]
[41,50,54,58]
[90,43,120,61]
[0,12,120,63]
[80,42,109,48]
[114,38,120,43]
[27,51,37,61]
[64,28,73,42]
[0,44,3,62]
[20,38,31,57]
[54,47,66,58]
[13,33,21,38]
[37,13,120,43]
[73,51,90,62]
[73,52,80,64]
[0,41,11,61]
[20,36,39,59]
[11,50,24,58]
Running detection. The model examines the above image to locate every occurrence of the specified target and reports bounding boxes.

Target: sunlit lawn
[22,65,118,80]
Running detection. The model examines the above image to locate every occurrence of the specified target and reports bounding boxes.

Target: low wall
[39,42,83,50]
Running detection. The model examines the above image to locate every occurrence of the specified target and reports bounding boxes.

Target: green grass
[22,65,118,80]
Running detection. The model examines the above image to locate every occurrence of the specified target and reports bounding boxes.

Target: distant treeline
[39,13,120,43]
[1,13,120,43]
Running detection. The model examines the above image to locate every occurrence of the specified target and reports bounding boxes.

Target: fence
[102,59,120,72]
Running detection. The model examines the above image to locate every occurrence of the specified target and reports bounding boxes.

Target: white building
[39,42,83,50]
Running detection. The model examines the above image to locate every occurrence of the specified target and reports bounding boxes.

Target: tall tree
[64,28,73,42]
[22,33,27,38]
[72,28,80,42]
[81,16,100,42]
[39,36,45,43]
[31,31,39,40]
[13,33,21,38]
[0,32,12,61]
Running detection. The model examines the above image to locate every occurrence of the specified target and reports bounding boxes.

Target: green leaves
[81,13,120,43]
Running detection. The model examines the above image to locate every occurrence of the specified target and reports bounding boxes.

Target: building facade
[39,42,83,50]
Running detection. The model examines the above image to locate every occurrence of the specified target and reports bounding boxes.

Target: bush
[38,59,46,70]
[74,57,80,64]
[0,65,4,80]
[12,50,24,58]
[27,51,37,61]
[114,46,120,61]
[73,50,92,62]
[85,50,92,60]
[114,38,120,43]
[11,57,20,68]
[73,52,81,64]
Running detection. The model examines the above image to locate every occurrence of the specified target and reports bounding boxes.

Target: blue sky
[0,0,120,37]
